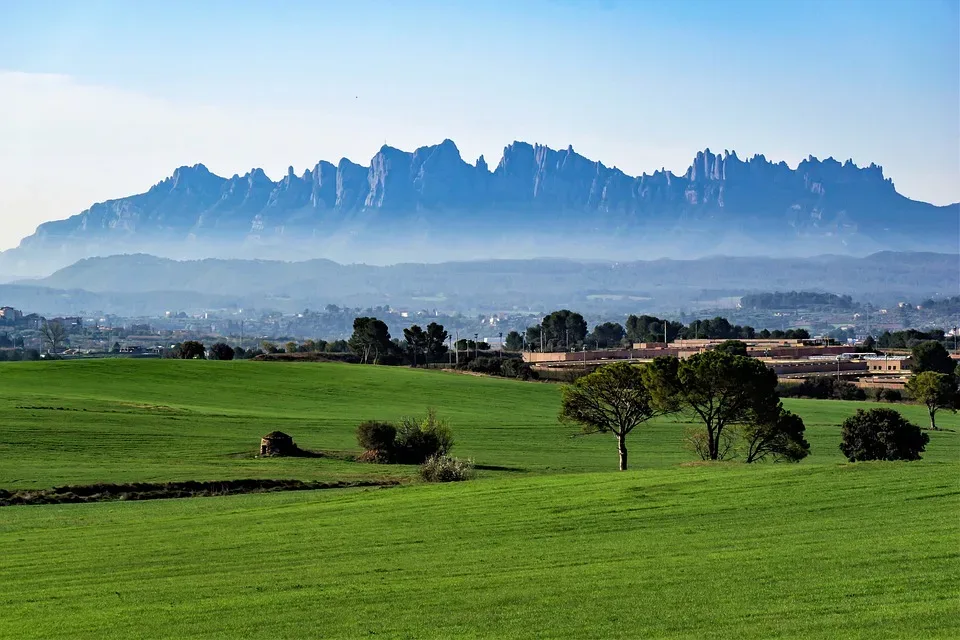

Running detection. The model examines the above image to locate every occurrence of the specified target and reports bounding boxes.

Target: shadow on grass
[474,464,526,473]
[0,478,400,507]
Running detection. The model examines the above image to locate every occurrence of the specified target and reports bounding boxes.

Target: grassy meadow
[0,359,957,638]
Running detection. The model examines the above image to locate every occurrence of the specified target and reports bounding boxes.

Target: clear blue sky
[0,0,957,249]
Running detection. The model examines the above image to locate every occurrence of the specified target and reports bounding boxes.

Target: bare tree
[40,321,67,355]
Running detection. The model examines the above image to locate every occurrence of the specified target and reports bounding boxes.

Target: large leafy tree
[504,330,524,351]
[403,325,428,366]
[643,351,780,461]
[208,342,235,361]
[349,317,392,364]
[714,340,748,357]
[541,310,588,351]
[839,408,929,461]
[911,341,954,375]
[587,322,626,349]
[424,322,449,362]
[559,362,666,470]
[178,341,206,359]
[905,371,957,430]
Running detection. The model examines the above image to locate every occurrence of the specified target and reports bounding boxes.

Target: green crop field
[0,360,957,638]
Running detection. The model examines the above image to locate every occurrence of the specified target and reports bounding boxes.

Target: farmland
[0,360,957,638]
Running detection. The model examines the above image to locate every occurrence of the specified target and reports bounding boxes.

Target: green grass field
[0,360,957,638]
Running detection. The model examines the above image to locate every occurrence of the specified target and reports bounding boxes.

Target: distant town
[2,295,957,394]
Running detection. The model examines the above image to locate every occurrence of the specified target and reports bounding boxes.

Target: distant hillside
[12,251,956,316]
[2,140,957,276]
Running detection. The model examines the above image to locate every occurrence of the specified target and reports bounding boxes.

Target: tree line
[505,311,810,353]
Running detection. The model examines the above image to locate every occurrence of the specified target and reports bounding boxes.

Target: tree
[911,341,954,375]
[588,322,626,349]
[559,362,666,470]
[906,371,957,430]
[860,335,876,353]
[348,317,392,364]
[403,325,428,366]
[209,342,235,361]
[285,341,299,354]
[40,321,67,354]
[643,351,780,461]
[424,322,449,363]
[504,330,524,351]
[839,408,929,461]
[178,341,206,359]
[714,340,748,357]
[741,406,810,463]
[541,310,588,351]
[111,341,122,354]
[260,341,279,354]
[524,325,542,351]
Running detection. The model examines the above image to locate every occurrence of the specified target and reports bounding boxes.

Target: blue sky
[1,0,957,249]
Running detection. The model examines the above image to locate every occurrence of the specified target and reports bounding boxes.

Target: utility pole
[499,332,503,360]
[455,331,460,365]
[474,333,479,360]
[240,320,244,350]
[540,323,544,353]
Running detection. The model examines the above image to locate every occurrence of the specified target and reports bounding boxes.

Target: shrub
[832,381,866,401]
[209,342,235,361]
[419,455,475,482]
[874,387,902,403]
[356,421,397,461]
[501,358,538,380]
[394,409,454,464]
[839,408,929,462]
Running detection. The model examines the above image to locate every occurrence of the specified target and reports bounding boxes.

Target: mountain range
[4,251,955,317]
[2,140,958,277]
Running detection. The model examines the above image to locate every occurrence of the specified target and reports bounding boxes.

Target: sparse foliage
[40,321,67,355]
[559,362,665,470]
[905,371,957,430]
[419,455,475,482]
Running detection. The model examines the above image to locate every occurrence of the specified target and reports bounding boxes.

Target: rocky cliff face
[13,140,959,257]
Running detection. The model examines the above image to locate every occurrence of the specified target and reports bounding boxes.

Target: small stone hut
[260,431,297,457]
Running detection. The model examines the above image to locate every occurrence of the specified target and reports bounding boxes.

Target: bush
[208,342,235,361]
[356,421,397,460]
[874,387,903,403]
[839,408,929,462]
[394,409,454,464]
[419,455,475,482]
[832,381,866,401]
[458,355,537,380]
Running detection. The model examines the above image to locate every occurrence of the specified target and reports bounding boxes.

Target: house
[0,307,22,321]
